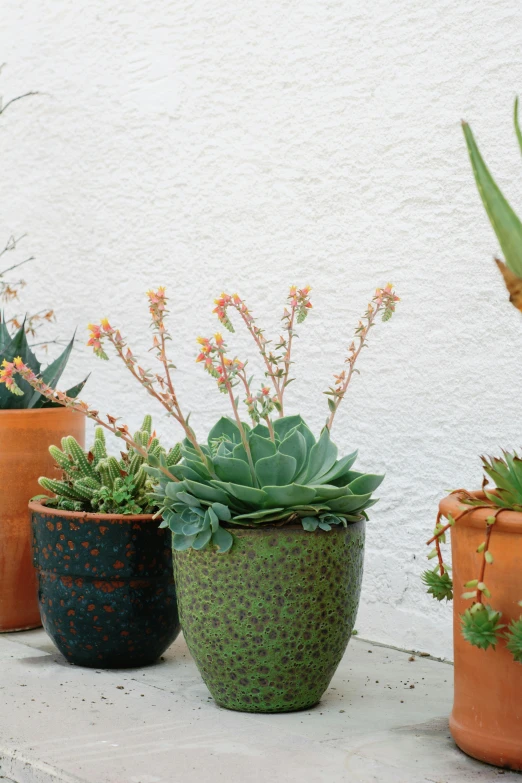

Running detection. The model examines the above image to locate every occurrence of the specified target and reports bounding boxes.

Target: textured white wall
[2,0,522,659]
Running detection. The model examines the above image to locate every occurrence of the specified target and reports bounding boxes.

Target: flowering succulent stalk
[324,284,400,431]
[2,283,399,556]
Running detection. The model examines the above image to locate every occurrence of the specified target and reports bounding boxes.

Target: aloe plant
[148,414,382,553]
[463,98,522,278]
[0,317,87,409]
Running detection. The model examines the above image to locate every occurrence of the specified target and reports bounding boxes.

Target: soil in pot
[30,501,180,668]
[440,491,522,772]
[0,408,85,632]
[173,521,365,713]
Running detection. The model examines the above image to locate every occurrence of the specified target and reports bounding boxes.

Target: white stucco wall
[2,0,522,659]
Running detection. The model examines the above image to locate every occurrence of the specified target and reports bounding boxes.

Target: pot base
[215,698,320,714]
[450,715,522,772]
[0,622,42,634]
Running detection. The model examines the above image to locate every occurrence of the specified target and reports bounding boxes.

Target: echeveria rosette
[147,414,383,554]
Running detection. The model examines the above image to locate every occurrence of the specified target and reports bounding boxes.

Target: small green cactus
[38,416,181,515]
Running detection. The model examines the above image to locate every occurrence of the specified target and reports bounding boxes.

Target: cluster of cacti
[39,415,181,515]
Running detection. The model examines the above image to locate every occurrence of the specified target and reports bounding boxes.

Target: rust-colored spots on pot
[56,522,63,531]
[69,522,80,531]
[67,541,75,550]
[90,549,99,557]
[113,561,124,570]
[61,576,73,587]
[103,605,114,613]
[81,542,89,548]
[67,610,75,617]
[56,543,63,552]
[99,526,108,535]
[59,534,65,541]
[46,522,55,531]
[87,604,95,611]
[120,630,129,637]
[75,579,83,588]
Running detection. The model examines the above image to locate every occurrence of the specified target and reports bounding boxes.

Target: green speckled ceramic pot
[30,501,180,668]
[173,521,365,713]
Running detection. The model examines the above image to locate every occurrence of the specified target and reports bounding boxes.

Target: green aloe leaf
[515,97,522,158]
[213,456,254,487]
[262,483,317,508]
[255,452,297,487]
[28,334,75,407]
[463,120,522,277]
[0,314,11,353]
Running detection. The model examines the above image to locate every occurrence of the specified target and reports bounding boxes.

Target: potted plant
[2,283,399,709]
[423,101,522,771]
[0,322,86,632]
[30,417,181,668]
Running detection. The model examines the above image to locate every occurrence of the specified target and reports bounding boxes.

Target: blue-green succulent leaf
[263,483,317,508]
[255,452,297,487]
[249,434,277,463]
[213,456,254,486]
[212,526,234,553]
[347,474,385,495]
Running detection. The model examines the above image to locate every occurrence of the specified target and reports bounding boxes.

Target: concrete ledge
[0,630,516,782]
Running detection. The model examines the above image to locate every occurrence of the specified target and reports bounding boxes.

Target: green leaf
[183,479,230,505]
[347,474,384,495]
[273,415,307,441]
[301,516,319,532]
[0,314,10,353]
[28,334,76,408]
[278,430,307,476]
[172,533,198,551]
[211,502,232,521]
[232,507,286,521]
[255,452,297,487]
[312,484,352,501]
[463,120,522,277]
[515,97,522,159]
[192,528,212,550]
[327,493,372,513]
[232,443,249,463]
[212,526,234,553]
[299,427,338,483]
[213,456,254,487]
[250,423,271,439]
[210,480,267,506]
[249,434,276,463]
[263,483,317,508]
[314,452,359,486]
[207,417,242,446]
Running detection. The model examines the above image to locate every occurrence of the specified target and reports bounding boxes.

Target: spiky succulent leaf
[506,617,522,663]
[463,117,522,277]
[422,569,453,601]
[461,604,505,651]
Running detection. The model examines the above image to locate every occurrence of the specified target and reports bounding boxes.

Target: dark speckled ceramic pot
[30,501,180,668]
[173,521,365,713]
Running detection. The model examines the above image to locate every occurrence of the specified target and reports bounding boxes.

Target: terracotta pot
[30,501,180,668]
[440,491,522,771]
[173,521,365,713]
[0,408,85,632]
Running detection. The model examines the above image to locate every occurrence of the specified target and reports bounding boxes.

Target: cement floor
[0,629,518,783]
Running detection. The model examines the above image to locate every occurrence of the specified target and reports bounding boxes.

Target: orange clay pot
[440,491,522,771]
[0,408,85,632]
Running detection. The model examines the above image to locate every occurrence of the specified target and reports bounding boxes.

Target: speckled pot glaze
[30,501,180,668]
[173,521,365,713]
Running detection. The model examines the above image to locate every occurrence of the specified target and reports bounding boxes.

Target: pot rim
[439,490,522,533]
[0,407,82,415]
[29,499,156,523]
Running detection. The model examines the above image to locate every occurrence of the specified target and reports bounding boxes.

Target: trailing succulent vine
[1,283,399,552]
[423,458,522,664]
[37,415,181,515]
